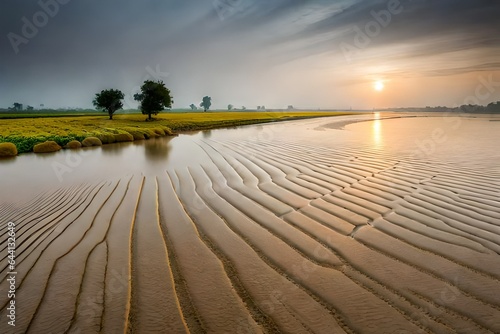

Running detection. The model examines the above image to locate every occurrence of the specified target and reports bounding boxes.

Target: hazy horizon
[1,0,500,110]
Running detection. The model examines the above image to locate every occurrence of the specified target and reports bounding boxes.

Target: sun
[374,81,384,91]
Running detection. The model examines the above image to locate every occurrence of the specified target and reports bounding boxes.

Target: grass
[82,137,103,147]
[33,141,62,153]
[0,143,17,157]
[0,111,350,153]
[0,109,101,119]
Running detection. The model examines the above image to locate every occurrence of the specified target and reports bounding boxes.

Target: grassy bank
[0,111,349,154]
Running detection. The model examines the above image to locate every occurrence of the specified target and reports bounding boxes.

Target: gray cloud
[288,0,500,62]
[1,0,499,109]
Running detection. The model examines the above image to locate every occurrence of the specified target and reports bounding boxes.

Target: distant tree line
[393,101,500,114]
[93,81,224,120]
[7,102,33,111]
[459,102,500,113]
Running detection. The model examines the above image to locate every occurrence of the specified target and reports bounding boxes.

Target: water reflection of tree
[202,130,212,138]
[144,137,172,161]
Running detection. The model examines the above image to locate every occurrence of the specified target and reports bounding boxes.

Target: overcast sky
[1,0,500,109]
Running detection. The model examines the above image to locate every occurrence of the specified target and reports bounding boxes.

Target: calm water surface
[1,112,499,201]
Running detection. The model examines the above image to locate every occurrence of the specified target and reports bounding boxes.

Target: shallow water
[2,113,499,200]
[1,113,500,333]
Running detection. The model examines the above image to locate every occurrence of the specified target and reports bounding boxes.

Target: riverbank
[0,111,351,154]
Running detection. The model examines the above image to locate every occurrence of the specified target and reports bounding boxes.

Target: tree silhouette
[487,102,500,113]
[11,103,22,111]
[134,80,173,121]
[93,89,124,120]
[189,104,197,110]
[200,96,212,112]
[228,104,233,111]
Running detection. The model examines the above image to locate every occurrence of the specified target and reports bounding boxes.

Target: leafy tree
[11,102,23,111]
[27,105,34,111]
[200,96,212,112]
[93,89,124,120]
[134,80,173,121]
[190,104,197,110]
[228,104,233,111]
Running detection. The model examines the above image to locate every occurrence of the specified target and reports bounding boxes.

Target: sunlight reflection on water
[372,118,383,148]
[1,113,499,202]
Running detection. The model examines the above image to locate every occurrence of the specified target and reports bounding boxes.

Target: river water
[1,112,499,202]
[1,112,500,333]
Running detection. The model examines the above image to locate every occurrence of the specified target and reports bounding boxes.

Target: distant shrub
[127,130,145,140]
[64,140,82,149]
[153,128,165,136]
[97,133,116,144]
[114,133,134,142]
[143,129,157,139]
[162,126,173,135]
[82,137,102,147]
[33,141,62,153]
[0,142,17,157]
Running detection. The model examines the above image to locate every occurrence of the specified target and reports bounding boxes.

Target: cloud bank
[1,0,499,109]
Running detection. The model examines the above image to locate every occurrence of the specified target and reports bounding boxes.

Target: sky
[1,0,500,110]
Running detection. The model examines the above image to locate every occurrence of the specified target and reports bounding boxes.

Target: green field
[0,111,349,154]
[0,109,101,119]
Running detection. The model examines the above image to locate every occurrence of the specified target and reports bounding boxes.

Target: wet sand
[1,113,500,333]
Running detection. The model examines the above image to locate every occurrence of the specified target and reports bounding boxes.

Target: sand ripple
[1,129,500,333]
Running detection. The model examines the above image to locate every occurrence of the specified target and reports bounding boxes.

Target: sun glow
[374,81,384,91]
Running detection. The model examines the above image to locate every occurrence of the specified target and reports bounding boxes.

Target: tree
[27,105,34,111]
[93,89,124,120]
[190,104,197,110]
[11,102,23,111]
[241,106,246,110]
[228,104,233,111]
[200,96,211,112]
[134,80,173,121]
[287,105,294,110]
[486,102,500,113]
